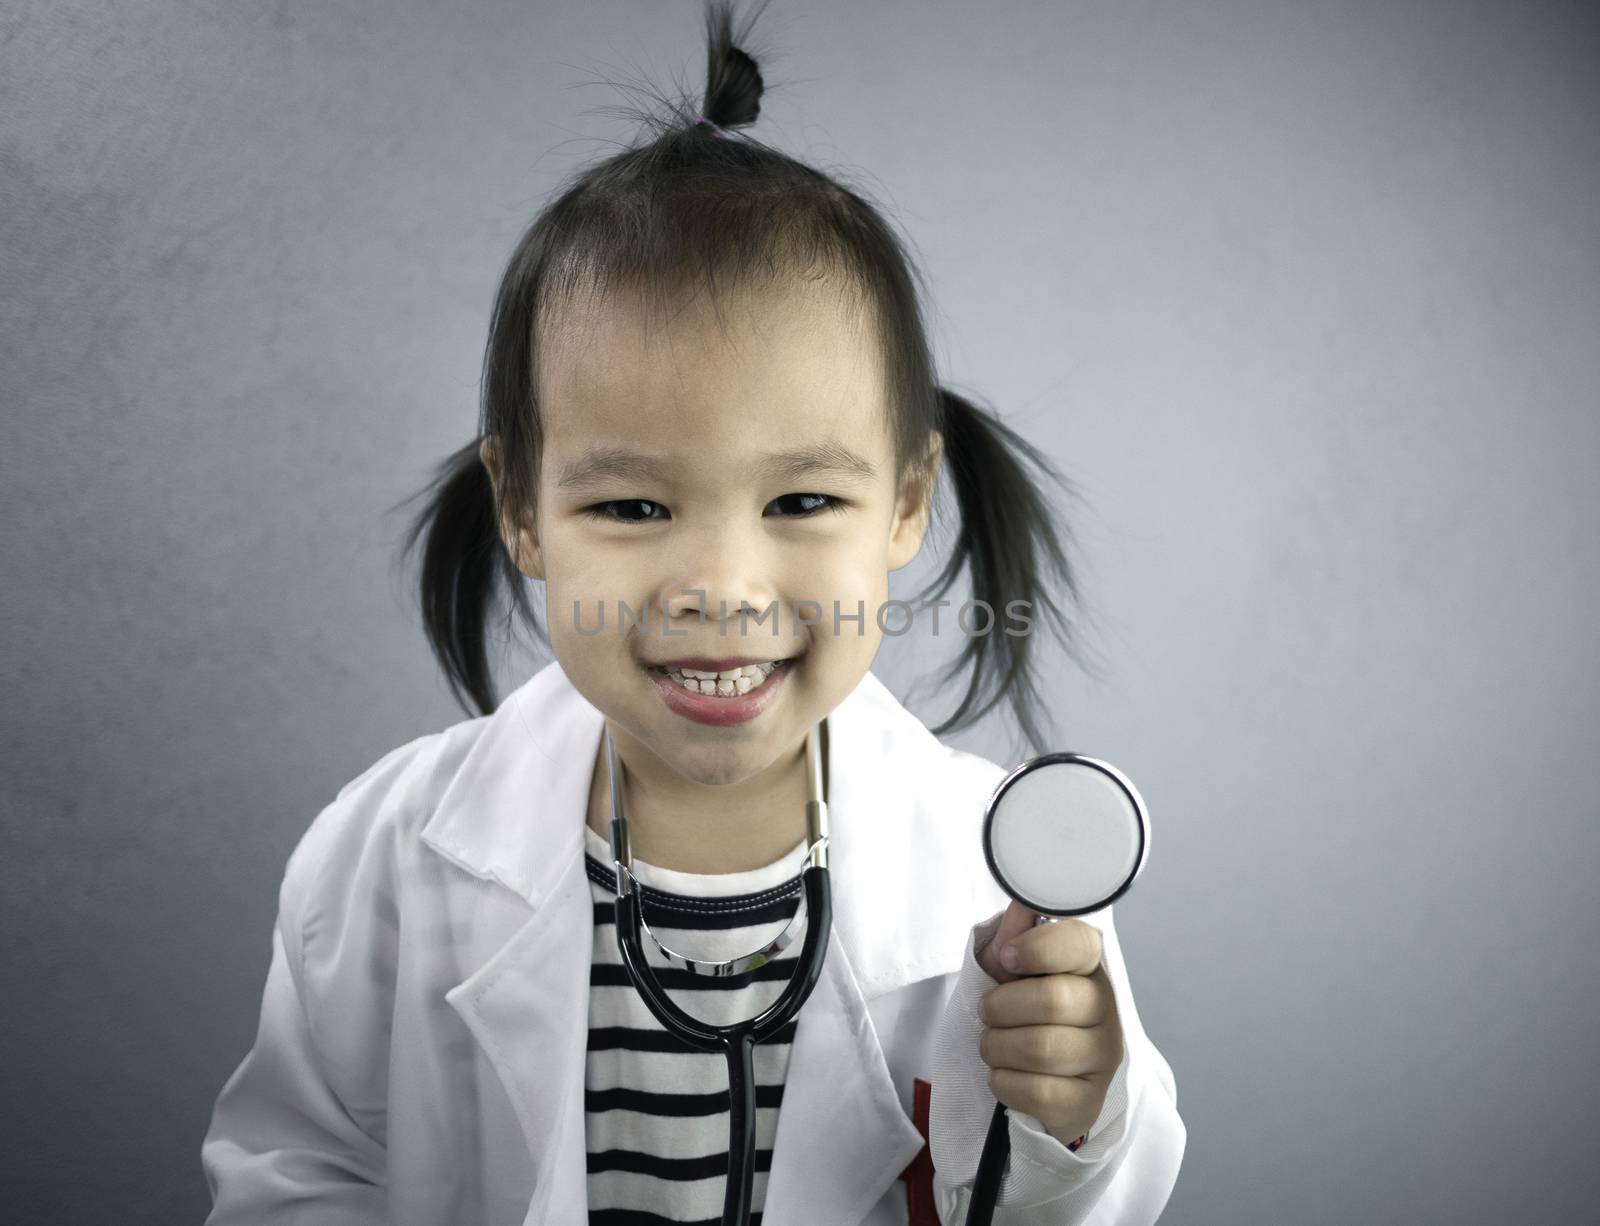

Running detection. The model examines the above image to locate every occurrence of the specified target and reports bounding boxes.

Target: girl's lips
[641,658,795,727]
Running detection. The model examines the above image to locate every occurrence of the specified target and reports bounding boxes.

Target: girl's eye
[766,493,845,518]
[582,499,668,523]
[581,494,845,523]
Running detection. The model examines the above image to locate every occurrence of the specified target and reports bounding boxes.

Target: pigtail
[391,439,540,718]
[917,388,1098,756]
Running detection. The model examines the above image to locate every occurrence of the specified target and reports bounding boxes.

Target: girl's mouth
[640,657,797,727]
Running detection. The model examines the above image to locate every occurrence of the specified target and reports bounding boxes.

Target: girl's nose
[662,581,777,632]
[659,533,780,636]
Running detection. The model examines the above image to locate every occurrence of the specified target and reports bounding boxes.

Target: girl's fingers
[977,900,1046,983]
[978,1021,1122,1078]
[985,1067,1102,1136]
[980,970,1111,1028]
[1001,917,1104,977]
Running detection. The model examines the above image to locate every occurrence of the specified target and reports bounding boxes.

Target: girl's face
[491,279,939,791]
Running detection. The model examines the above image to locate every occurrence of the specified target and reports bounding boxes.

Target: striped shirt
[582,825,813,1225]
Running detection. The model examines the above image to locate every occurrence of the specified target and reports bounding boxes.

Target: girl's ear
[479,436,546,581]
[886,430,943,572]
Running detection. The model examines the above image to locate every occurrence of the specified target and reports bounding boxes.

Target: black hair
[394,0,1101,756]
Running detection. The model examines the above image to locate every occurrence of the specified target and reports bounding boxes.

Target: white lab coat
[202,660,1185,1224]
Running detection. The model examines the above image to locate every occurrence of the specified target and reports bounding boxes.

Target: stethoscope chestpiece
[964,748,1151,1226]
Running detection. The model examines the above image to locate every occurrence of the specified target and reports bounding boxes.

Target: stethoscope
[603,719,832,1226]
[964,751,1151,1226]
[602,719,1148,1226]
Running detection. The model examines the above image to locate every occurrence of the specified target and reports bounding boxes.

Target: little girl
[201,3,1185,1223]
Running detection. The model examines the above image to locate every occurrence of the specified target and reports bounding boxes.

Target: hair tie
[693,114,733,138]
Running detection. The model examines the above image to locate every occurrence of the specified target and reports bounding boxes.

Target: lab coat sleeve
[927,905,1186,1225]
[200,820,389,1222]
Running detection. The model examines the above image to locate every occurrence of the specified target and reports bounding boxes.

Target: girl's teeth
[657,660,783,696]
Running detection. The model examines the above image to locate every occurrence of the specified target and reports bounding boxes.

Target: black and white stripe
[582,827,810,1225]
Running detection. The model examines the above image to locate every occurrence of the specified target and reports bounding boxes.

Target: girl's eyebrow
[556,442,878,491]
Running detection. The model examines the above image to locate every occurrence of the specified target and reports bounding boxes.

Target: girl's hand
[973,899,1125,1148]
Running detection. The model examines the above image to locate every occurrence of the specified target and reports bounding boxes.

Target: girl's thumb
[977,898,1040,983]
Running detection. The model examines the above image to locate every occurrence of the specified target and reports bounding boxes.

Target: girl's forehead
[538,284,892,459]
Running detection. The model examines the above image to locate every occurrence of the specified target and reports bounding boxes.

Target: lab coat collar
[422,658,985,1223]
[420,656,983,997]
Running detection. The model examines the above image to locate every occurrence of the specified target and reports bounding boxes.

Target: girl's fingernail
[1001,944,1020,970]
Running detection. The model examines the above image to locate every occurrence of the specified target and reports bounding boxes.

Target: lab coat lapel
[760,924,927,1226]
[753,667,976,1225]
[443,857,592,1224]
[426,662,603,1223]
[820,665,986,1000]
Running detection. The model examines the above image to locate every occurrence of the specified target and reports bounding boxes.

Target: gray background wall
[3,1,1596,1222]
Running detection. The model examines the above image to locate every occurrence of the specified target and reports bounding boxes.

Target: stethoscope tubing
[612,866,832,1224]
[606,721,832,1226]
[966,1101,1012,1226]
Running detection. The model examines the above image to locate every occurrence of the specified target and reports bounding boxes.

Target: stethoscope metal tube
[605,720,832,1226]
